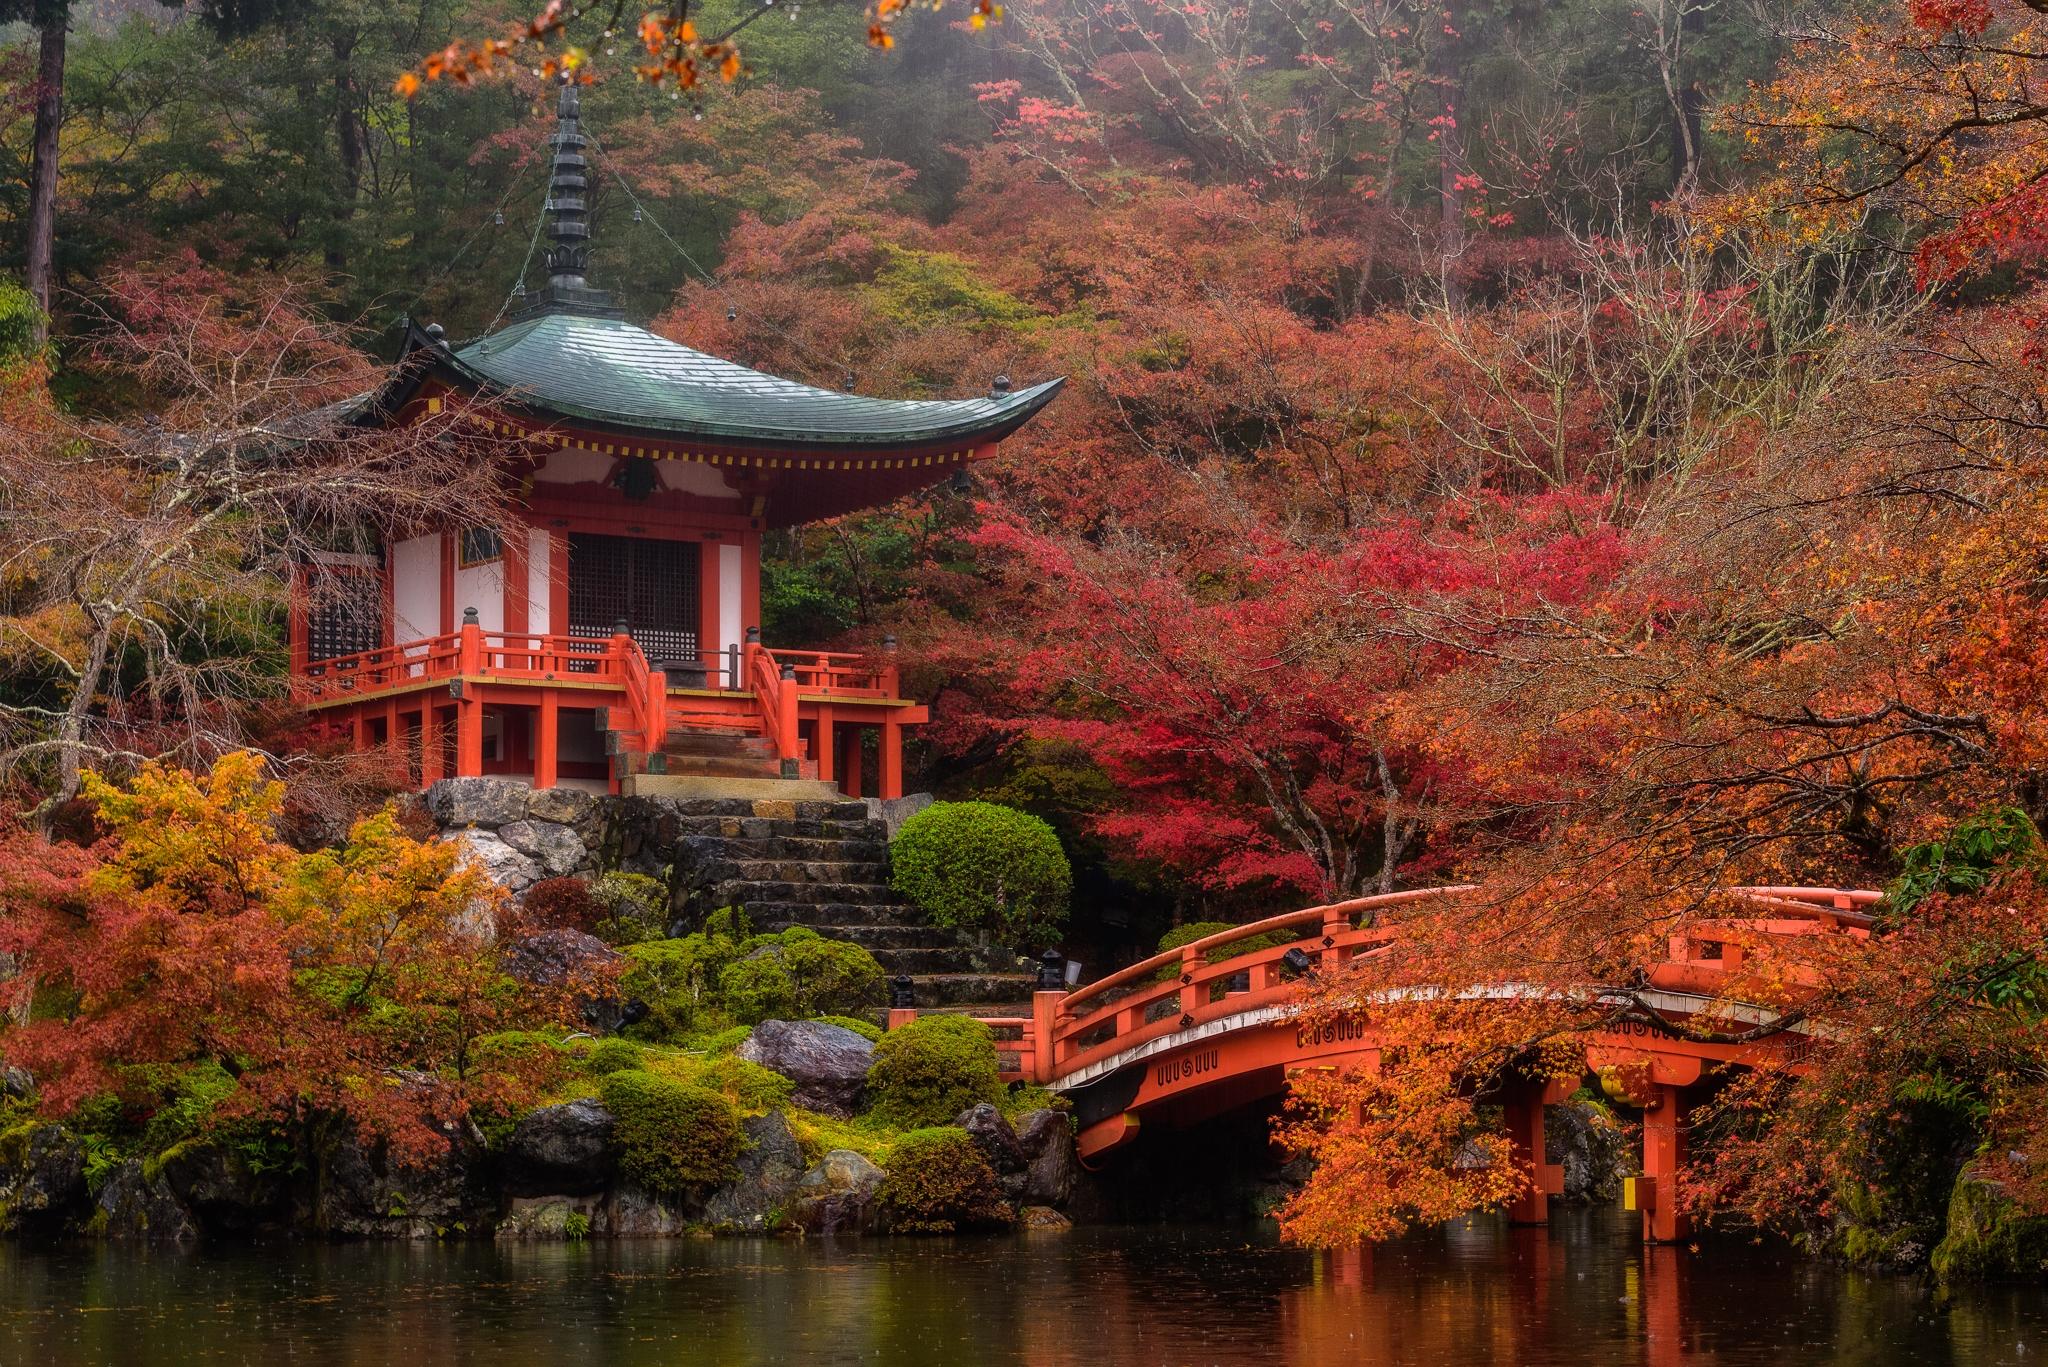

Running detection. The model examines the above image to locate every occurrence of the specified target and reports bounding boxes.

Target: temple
[290,82,1061,799]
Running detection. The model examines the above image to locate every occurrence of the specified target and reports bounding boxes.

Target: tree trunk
[23,12,65,344]
[328,35,362,275]
[1433,6,1466,309]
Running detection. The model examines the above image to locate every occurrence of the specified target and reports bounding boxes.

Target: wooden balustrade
[919,884,1880,1089]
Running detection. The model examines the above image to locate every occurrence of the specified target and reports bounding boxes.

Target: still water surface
[3,1206,2043,1365]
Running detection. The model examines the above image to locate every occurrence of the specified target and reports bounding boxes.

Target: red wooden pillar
[350,706,369,753]
[880,718,903,799]
[454,610,485,778]
[534,692,559,790]
[841,725,864,799]
[1504,1088,1547,1225]
[1641,1084,1690,1243]
[1031,989,1065,1084]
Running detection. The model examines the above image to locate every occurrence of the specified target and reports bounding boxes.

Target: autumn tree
[0,753,587,1157]
[0,256,509,814]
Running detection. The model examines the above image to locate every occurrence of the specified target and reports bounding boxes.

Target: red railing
[295,629,644,704]
[743,639,802,771]
[891,884,1882,1087]
[766,646,900,699]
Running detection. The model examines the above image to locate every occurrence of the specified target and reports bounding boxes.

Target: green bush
[1151,921,1299,989]
[866,1014,1004,1127]
[0,279,47,368]
[890,801,1071,946]
[717,928,885,1024]
[693,1054,796,1113]
[875,1127,1014,1232]
[619,926,751,1040]
[583,1038,645,1076]
[593,872,671,945]
[598,1070,744,1196]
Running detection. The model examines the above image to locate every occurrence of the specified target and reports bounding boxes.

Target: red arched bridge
[885,885,1877,1243]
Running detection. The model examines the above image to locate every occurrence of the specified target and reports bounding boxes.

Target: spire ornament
[518,77,624,320]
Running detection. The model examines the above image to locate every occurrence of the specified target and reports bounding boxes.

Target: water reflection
[1,1207,2036,1366]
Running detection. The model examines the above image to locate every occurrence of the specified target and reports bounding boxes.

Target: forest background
[7,0,2048,1254]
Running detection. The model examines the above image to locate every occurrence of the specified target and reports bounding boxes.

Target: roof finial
[521,74,621,320]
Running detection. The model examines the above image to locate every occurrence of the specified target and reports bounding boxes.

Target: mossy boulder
[598,1070,745,1197]
[1931,1169,2048,1281]
[875,1127,1014,1233]
[717,928,885,1024]
[866,1014,1005,1128]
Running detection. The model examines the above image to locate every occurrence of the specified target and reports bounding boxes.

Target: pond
[2,1207,2039,1365]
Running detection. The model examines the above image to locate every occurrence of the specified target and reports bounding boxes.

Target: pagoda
[290,82,1061,800]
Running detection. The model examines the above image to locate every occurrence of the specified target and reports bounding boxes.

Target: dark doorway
[566,532,700,665]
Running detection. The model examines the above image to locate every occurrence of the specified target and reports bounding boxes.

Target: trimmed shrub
[718,928,885,1024]
[890,801,1071,946]
[866,1014,1004,1127]
[875,1127,1014,1233]
[593,872,671,945]
[521,877,601,934]
[619,927,751,1040]
[598,1069,744,1195]
[694,1054,797,1113]
[583,1038,644,1076]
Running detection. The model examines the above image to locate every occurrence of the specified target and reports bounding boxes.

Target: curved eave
[393,319,1063,453]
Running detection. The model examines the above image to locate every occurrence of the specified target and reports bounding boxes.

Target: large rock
[502,930,625,1031]
[956,1103,1029,1200]
[301,1120,491,1239]
[865,792,933,840]
[503,1099,617,1196]
[445,830,542,893]
[791,1149,884,1235]
[497,820,591,878]
[0,1125,89,1238]
[97,1161,199,1242]
[425,777,531,830]
[154,1141,285,1233]
[702,1112,807,1233]
[737,1021,874,1118]
[1014,1109,1077,1207]
[496,1195,601,1240]
[1548,1100,1626,1204]
[525,786,598,828]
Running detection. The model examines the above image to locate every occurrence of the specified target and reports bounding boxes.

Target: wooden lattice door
[566,532,700,666]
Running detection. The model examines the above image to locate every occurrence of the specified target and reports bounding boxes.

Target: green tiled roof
[445,312,1060,448]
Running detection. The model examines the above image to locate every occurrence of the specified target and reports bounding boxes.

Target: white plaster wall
[659,461,738,497]
[392,533,442,643]
[530,449,615,485]
[718,543,742,664]
[454,556,505,632]
[526,528,552,635]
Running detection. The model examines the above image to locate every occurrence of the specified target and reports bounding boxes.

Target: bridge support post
[1503,1077,1568,1225]
[1031,989,1064,1085]
[1640,1084,1690,1244]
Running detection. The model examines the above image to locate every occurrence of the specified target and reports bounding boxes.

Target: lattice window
[306,572,384,664]
[566,532,699,666]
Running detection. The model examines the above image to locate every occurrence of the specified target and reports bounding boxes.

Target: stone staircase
[614,795,1034,1009]
[597,708,825,789]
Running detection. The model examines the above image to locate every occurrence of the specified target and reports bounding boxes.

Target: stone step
[621,775,846,802]
[715,835,889,863]
[664,730,775,753]
[720,879,900,906]
[738,900,899,928]
[718,858,890,885]
[635,796,875,822]
[898,973,1038,1008]
[753,922,955,949]
[869,945,1029,975]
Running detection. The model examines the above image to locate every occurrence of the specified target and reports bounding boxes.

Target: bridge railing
[910,884,1884,1087]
